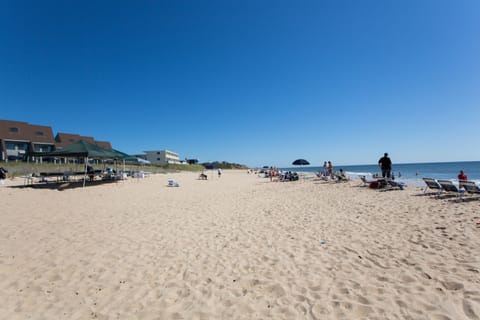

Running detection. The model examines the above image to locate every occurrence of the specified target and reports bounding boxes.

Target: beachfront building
[55,133,112,150]
[0,119,113,162]
[143,150,182,165]
[0,120,56,162]
[54,132,113,164]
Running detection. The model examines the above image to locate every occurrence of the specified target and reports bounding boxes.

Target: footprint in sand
[441,281,464,291]
[356,295,370,305]
[311,303,332,317]
[462,299,478,319]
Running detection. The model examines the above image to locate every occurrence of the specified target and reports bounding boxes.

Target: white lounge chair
[360,175,374,186]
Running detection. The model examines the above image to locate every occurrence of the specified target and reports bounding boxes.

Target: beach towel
[167,179,180,187]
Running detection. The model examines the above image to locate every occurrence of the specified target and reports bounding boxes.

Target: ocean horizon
[281,161,480,186]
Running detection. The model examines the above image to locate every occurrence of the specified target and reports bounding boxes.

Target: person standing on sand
[217,168,222,178]
[328,161,333,178]
[322,161,328,177]
[378,153,392,178]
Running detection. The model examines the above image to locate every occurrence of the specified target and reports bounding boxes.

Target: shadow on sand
[8,179,119,191]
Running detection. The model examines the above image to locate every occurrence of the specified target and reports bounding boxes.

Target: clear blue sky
[1,0,479,167]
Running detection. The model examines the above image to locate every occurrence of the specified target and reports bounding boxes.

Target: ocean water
[282,161,480,186]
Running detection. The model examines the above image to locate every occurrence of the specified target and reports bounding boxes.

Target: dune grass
[0,162,205,179]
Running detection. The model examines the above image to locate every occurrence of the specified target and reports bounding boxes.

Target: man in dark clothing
[0,167,7,180]
[378,153,392,178]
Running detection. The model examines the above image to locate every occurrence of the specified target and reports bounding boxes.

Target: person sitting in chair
[334,169,348,181]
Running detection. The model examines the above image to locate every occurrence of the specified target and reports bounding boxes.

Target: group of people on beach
[315,154,393,181]
[378,152,471,185]
[319,161,334,179]
[315,161,350,182]
[377,153,474,193]
[261,154,394,182]
[198,168,222,180]
[265,167,299,182]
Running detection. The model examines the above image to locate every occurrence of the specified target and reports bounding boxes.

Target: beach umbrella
[292,159,310,166]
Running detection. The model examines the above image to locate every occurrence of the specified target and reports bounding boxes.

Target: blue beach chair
[461,180,480,196]
[437,180,465,200]
[422,177,442,197]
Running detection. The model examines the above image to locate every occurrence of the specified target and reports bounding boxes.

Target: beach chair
[333,171,349,182]
[167,178,180,187]
[360,175,374,186]
[422,178,442,196]
[437,180,465,200]
[461,181,480,196]
[373,178,405,191]
[385,179,406,190]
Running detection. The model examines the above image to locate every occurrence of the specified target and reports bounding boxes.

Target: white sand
[1,171,479,319]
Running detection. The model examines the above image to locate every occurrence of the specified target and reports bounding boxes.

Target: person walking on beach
[328,161,333,178]
[217,168,222,178]
[378,153,392,178]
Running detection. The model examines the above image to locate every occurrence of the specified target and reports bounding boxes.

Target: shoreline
[280,160,480,182]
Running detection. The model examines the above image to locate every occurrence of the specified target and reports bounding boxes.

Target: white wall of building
[144,150,181,166]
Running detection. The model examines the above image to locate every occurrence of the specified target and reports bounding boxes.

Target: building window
[36,131,44,136]
[5,142,28,150]
[9,127,19,133]
[157,158,160,161]
[34,144,53,152]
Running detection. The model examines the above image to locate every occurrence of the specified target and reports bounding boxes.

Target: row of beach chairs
[422,178,480,200]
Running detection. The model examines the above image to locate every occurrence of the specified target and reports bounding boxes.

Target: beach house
[55,133,112,150]
[143,150,182,165]
[0,119,113,162]
[0,120,56,161]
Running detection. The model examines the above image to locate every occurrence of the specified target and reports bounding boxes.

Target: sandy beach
[1,170,479,320]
